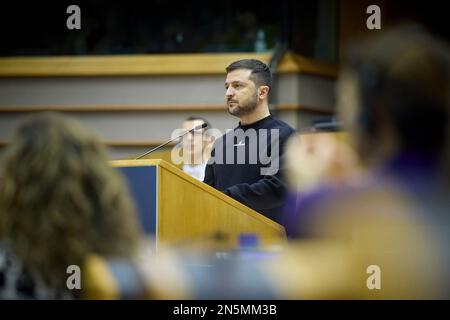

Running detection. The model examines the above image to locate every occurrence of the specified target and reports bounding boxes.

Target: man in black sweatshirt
[203,59,296,223]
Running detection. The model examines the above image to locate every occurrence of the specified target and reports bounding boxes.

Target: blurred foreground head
[280,27,450,299]
[338,25,449,175]
[0,113,140,292]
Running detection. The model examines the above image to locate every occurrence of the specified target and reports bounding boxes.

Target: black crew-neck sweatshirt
[203,115,296,223]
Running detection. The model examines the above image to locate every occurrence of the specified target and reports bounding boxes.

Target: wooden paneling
[110,159,286,249]
[0,52,337,78]
[0,103,333,114]
[0,104,226,113]
[0,53,270,77]
[277,52,338,78]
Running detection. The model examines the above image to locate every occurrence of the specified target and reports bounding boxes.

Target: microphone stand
[134,124,206,160]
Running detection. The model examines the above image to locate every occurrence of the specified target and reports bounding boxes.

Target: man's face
[225,69,258,117]
[182,119,207,159]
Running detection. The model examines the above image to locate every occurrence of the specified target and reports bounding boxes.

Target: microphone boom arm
[134,123,207,160]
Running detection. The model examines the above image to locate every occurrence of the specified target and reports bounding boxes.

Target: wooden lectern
[110,159,286,250]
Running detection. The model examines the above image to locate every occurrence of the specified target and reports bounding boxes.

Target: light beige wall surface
[0,54,336,159]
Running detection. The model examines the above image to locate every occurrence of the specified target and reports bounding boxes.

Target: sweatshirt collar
[238,115,273,130]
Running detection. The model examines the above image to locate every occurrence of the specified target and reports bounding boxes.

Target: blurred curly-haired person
[0,113,141,299]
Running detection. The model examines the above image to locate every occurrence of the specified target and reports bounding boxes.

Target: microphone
[134,122,208,160]
[311,120,342,132]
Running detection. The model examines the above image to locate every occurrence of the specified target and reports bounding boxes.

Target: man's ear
[258,86,270,100]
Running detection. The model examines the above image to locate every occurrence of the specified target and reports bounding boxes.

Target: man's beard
[228,93,258,117]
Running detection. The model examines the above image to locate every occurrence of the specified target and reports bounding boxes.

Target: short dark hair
[226,59,272,89]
